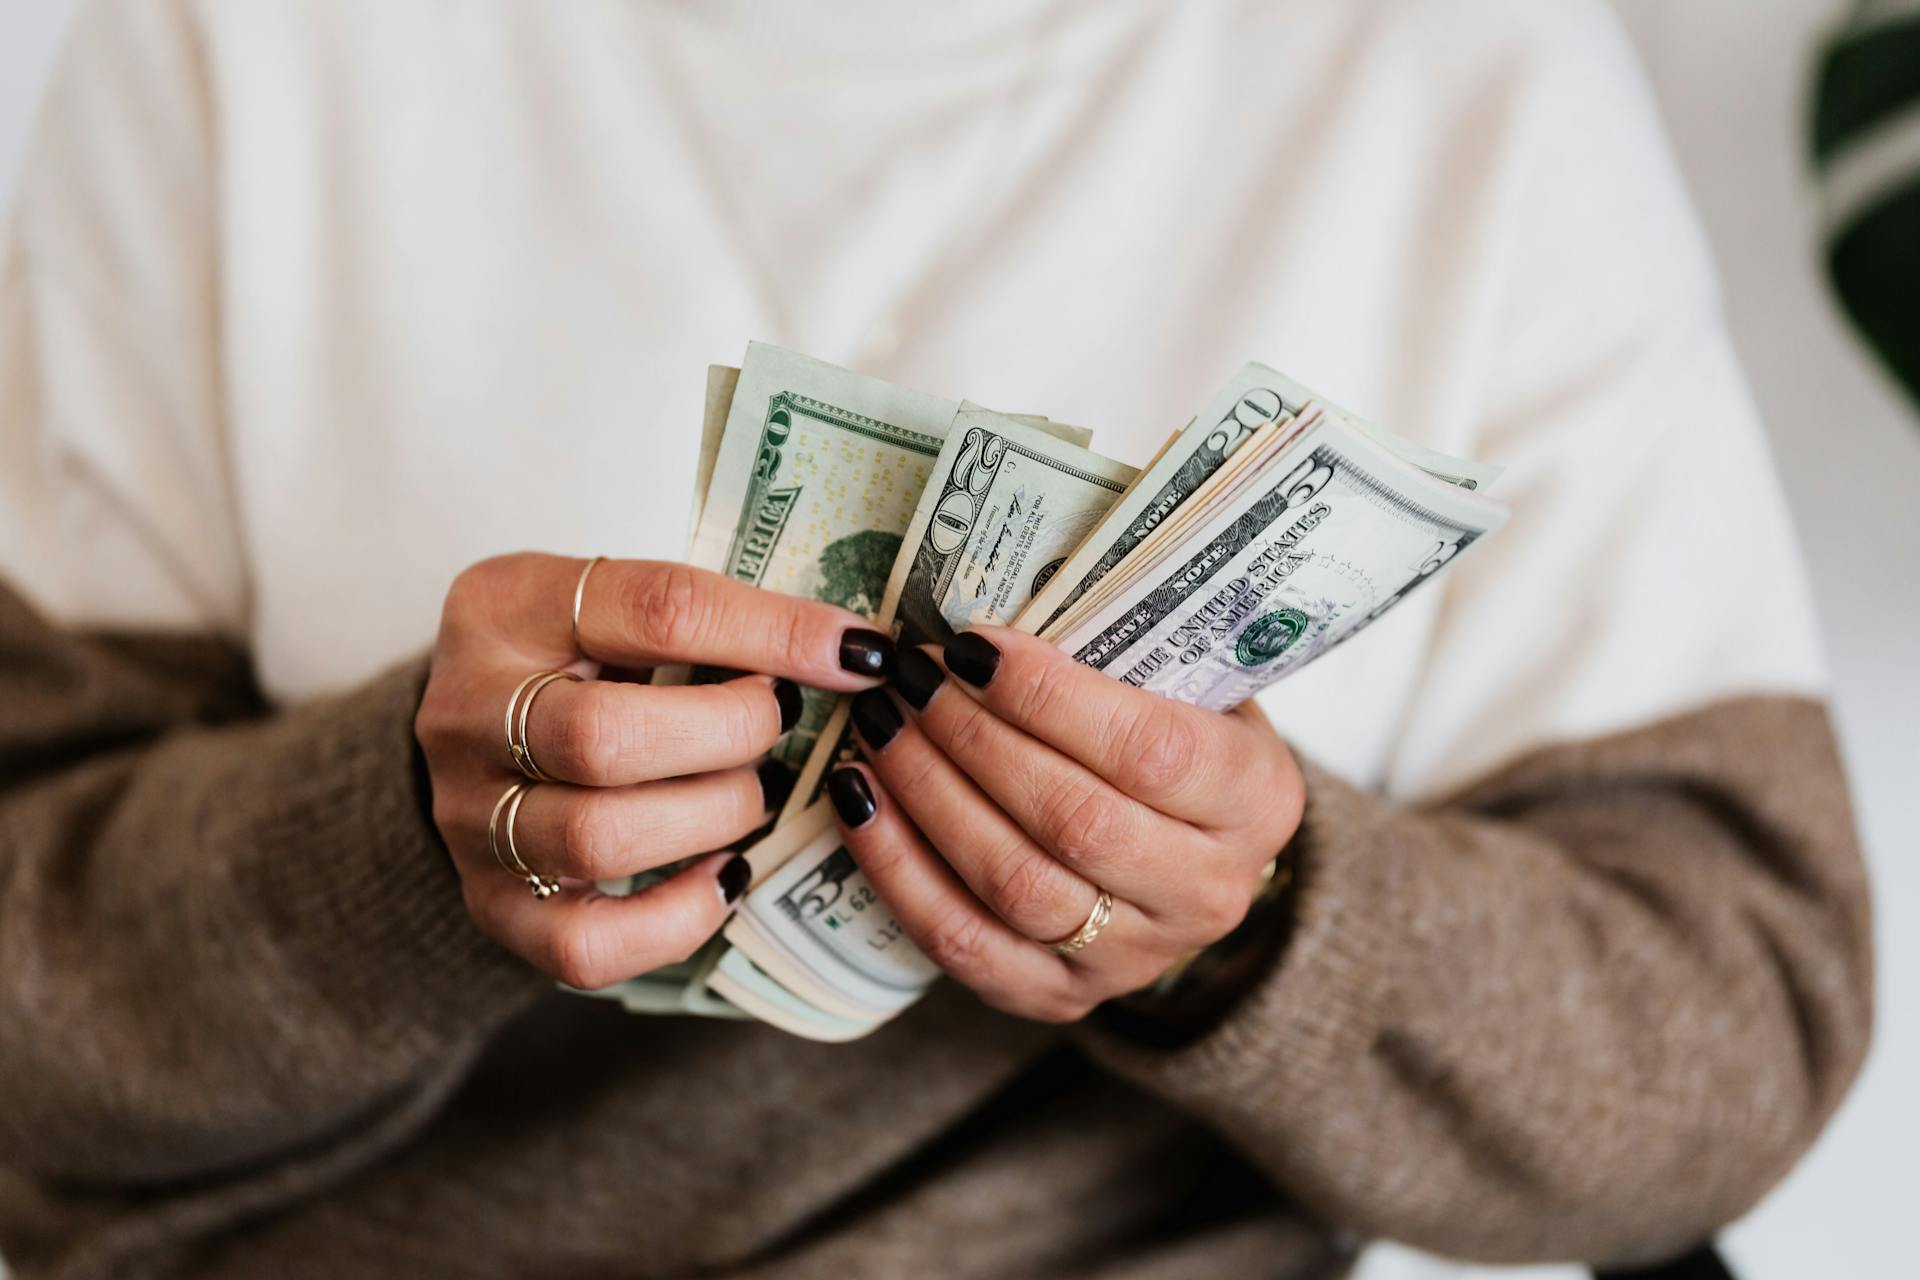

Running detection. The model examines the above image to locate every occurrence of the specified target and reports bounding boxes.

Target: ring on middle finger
[504,669,580,782]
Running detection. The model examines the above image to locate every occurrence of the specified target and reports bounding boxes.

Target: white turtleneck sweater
[0,0,1823,800]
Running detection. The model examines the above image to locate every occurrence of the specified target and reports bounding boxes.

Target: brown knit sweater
[0,583,1872,1278]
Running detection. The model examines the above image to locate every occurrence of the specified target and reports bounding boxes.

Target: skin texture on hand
[413,553,893,990]
[833,625,1305,1024]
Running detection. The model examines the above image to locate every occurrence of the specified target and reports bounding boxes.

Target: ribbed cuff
[235,657,546,1055]
[1076,760,1411,1112]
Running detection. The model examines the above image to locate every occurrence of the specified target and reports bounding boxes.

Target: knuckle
[412,680,462,752]
[1043,785,1125,868]
[546,925,610,991]
[921,906,994,976]
[442,555,529,633]
[983,848,1061,925]
[442,559,498,619]
[721,685,771,759]
[704,772,768,847]
[555,692,629,781]
[649,777,759,858]
[461,880,500,935]
[777,603,817,678]
[1119,705,1204,798]
[1266,755,1307,836]
[1253,791,1302,852]
[430,792,463,843]
[657,933,703,969]
[887,744,947,800]
[997,983,1092,1025]
[654,901,711,967]
[845,821,909,878]
[1194,878,1253,942]
[412,685,442,735]
[559,797,622,879]
[1009,657,1074,729]
[1048,993,1098,1024]
[940,699,994,760]
[622,562,711,654]
[974,986,1026,1018]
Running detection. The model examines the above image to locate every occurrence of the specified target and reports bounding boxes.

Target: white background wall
[1,3,1912,1275]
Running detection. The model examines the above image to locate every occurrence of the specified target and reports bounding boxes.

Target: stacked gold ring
[488,782,561,898]
[503,669,580,783]
[572,556,604,653]
[1047,889,1114,956]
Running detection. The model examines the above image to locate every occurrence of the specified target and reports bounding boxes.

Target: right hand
[414,553,895,990]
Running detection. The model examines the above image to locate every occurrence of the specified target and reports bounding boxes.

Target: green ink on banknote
[1235,608,1310,666]
[819,530,903,616]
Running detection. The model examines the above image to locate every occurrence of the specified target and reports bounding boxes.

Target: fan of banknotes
[575,344,1509,1040]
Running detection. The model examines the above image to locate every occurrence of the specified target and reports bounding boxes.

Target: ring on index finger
[504,669,580,782]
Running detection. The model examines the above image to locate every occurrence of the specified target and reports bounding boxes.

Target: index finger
[568,558,896,690]
[925,626,1255,824]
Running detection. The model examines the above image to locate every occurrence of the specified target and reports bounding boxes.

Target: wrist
[1096,851,1300,1049]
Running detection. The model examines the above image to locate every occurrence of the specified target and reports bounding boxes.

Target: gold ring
[572,556,605,653]
[488,782,561,898]
[1046,889,1113,956]
[504,669,580,782]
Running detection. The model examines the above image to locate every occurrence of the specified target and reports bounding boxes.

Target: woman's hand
[414,553,895,990]
[828,625,1303,1024]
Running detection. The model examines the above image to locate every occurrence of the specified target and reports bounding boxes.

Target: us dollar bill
[675,351,1108,768]
[1014,365,1296,634]
[706,945,878,1043]
[778,411,1135,821]
[1051,414,1508,711]
[731,816,943,1020]
[726,911,908,1023]
[886,409,1137,648]
[688,364,740,546]
[964,403,1097,451]
[681,343,961,769]
[1015,363,1502,636]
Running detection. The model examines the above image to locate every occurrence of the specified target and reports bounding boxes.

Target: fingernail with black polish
[757,758,795,813]
[827,767,877,828]
[944,631,1002,688]
[839,628,898,679]
[851,688,902,751]
[772,678,803,734]
[718,855,751,905]
[893,646,945,710]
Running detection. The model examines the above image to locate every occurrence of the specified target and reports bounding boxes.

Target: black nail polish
[893,646,944,710]
[851,688,902,751]
[757,758,795,813]
[839,628,898,679]
[772,679,803,734]
[944,631,1001,688]
[718,855,751,904]
[827,767,877,828]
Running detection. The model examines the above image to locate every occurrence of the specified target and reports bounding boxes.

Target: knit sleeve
[0,584,544,1185]
[1080,698,1871,1266]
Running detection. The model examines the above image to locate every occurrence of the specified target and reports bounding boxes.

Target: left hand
[828,625,1305,1024]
